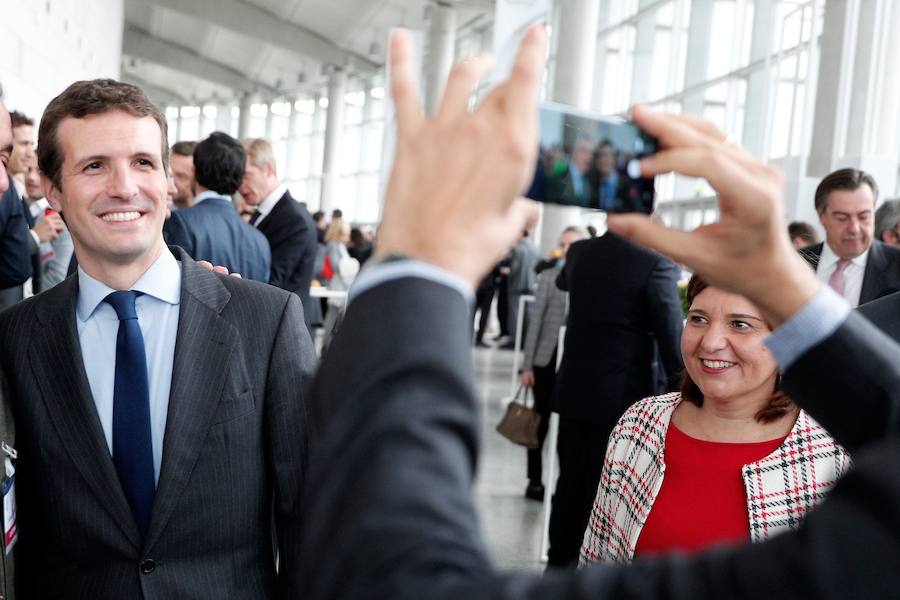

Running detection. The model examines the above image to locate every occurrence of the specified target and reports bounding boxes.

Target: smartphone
[526,102,658,214]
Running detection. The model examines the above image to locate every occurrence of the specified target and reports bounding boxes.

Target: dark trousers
[495,277,509,336]
[473,284,495,342]
[546,417,614,568]
[526,350,556,483]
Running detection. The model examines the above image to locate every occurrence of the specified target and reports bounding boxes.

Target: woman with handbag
[579,274,851,564]
[518,226,586,501]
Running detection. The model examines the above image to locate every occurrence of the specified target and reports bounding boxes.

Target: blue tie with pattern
[104,290,155,535]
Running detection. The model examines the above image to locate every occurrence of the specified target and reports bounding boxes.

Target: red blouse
[634,423,787,558]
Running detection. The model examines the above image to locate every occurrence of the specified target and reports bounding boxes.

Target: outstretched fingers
[438,54,495,122]
[389,30,424,134]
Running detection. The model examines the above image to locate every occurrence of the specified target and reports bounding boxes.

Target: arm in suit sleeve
[0,185,33,288]
[265,293,316,598]
[645,256,685,390]
[300,273,900,600]
[162,213,195,258]
[521,271,552,369]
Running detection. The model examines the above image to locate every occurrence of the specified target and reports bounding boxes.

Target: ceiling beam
[133,0,381,74]
[123,26,279,96]
[121,73,190,107]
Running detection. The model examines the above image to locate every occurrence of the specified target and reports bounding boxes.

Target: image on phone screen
[526,103,658,214]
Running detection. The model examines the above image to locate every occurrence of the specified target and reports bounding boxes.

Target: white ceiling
[121,0,491,107]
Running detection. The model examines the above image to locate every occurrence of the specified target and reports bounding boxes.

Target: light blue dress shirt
[76,247,182,483]
[192,190,226,206]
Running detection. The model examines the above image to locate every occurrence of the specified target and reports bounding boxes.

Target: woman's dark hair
[680,274,796,424]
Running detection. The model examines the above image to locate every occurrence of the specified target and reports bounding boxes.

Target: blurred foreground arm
[299,32,900,600]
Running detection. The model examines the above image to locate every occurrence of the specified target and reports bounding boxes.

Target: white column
[741,0,776,159]
[214,103,232,135]
[174,110,182,143]
[629,0,657,104]
[238,94,252,139]
[538,0,601,255]
[588,0,612,110]
[806,1,852,177]
[320,68,347,214]
[424,1,457,115]
[837,0,900,196]
[680,0,712,117]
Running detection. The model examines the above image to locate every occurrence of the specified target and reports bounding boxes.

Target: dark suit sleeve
[162,213,195,258]
[265,293,316,598]
[556,243,581,292]
[0,185,33,288]
[299,277,900,600]
[646,256,684,390]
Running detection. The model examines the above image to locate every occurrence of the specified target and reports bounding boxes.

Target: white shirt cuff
[764,285,851,371]
[348,260,475,307]
[29,229,40,249]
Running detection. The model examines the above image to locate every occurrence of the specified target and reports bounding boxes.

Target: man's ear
[41,173,63,211]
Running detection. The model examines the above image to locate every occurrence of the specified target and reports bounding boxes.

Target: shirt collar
[193,190,230,205]
[76,247,182,322]
[255,183,287,220]
[820,241,869,272]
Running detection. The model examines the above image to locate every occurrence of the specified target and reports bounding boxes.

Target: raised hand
[606,106,820,326]
[374,26,547,289]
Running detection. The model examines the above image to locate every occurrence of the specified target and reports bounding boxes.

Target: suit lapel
[144,254,237,551]
[29,277,143,549]
[861,242,887,303]
[256,192,287,235]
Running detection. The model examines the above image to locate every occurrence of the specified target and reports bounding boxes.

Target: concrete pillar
[238,94,252,139]
[681,0,712,117]
[173,110,182,143]
[538,0,601,255]
[424,1,457,115]
[285,101,298,176]
[741,0,776,159]
[589,0,612,110]
[320,68,347,214]
[629,0,657,104]
[214,103,232,135]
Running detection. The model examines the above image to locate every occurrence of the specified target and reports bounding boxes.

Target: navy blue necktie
[104,290,155,536]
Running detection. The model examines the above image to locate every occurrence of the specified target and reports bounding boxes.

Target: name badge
[2,457,16,554]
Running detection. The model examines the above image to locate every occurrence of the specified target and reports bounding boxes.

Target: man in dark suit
[296,30,900,599]
[0,79,314,598]
[240,137,318,328]
[547,230,684,567]
[805,168,900,305]
[544,135,593,207]
[164,132,270,283]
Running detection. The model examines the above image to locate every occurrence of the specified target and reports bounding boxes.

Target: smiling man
[0,79,315,599]
[806,168,900,306]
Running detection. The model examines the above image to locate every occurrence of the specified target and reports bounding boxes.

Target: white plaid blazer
[579,392,851,564]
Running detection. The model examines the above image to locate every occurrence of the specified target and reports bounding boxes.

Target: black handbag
[496,384,541,449]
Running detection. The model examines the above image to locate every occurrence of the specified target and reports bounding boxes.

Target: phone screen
[526,103,658,214]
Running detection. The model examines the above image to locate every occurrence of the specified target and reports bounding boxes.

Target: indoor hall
[1,0,899,598]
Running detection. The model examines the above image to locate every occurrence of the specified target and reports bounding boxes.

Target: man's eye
[136,158,154,167]
[84,162,102,171]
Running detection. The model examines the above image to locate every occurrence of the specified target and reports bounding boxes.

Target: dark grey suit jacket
[807,241,900,304]
[300,276,900,599]
[554,234,684,426]
[858,289,900,343]
[0,248,315,599]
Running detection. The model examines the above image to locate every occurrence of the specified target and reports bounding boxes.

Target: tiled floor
[472,342,550,572]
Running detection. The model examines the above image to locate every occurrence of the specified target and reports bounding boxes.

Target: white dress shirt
[815,242,868,308]
[76,247,182,483]
[251,183,287,228]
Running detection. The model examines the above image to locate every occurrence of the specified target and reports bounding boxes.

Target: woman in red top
[579,275,850,564]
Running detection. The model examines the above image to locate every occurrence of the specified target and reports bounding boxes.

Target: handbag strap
[522,384,535,409]
[512,383,526,405]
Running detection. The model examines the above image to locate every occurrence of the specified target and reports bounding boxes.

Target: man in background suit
[164,132,271,282]
[547,229,684,567]
[805,168,900,305]
[0,92,32,302]
[297,29,900,599]
[240,137,318,329]
[0,79,314,598]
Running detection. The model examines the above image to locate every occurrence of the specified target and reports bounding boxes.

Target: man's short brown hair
[10,111,33,129]
[814,167,879,213]
[171,140,197,158]
[37,79,168,190]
